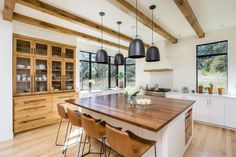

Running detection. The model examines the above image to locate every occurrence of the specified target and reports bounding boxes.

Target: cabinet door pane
[65,48,74,59]
[52,46,62,58]
[196,97,210,122]
[16,39,31,54]
[35,59,48,93]
[16,57,32,94]
[51,61,62,92]
[65,62,74,91]
[35,43,48,56]
[210,98,225,126]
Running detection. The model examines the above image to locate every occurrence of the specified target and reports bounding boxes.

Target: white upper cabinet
[225,99,236,128]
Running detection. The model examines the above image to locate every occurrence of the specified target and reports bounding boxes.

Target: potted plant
[117,72,124,88]
[198,85,204,93]
[218,87,224,95]
[205,83,214,94]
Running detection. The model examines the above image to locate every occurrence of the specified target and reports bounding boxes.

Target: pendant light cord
[101,15,103,49]
[152,8,154,45]
[118,23,120,52]
[136,0,138,38]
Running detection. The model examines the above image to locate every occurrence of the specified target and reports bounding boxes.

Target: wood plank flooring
[0,122,235,157]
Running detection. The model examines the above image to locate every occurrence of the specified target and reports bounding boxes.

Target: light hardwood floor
[0,123,235,157]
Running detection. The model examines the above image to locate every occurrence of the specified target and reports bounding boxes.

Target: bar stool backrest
[57,103,68,119]
[67,108,82,127]
[81,115,104,139]
[105,124,131,156]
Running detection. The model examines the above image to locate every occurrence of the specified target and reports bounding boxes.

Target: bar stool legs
[80,134,106,157]
[55,118,70,146]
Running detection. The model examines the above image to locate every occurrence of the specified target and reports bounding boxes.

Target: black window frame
[79,51,118,91]
[196,40,228,92]
[124,57,136,87]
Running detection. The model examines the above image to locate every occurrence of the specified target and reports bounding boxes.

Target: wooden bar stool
[81,114,107,157]
[105,124,157,157]
[55,103,70,147]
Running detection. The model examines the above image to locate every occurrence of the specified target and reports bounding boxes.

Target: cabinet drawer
[14,96,51,111]
[52,93,77,102]
[14,104,52,120]
[14,114,52,133]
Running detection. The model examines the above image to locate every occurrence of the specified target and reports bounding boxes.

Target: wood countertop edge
[66,99,195,132]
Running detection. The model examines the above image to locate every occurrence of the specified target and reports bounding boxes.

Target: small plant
[198,85,204,93]
[209,82,214,89]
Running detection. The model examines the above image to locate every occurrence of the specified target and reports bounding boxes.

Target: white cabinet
[210,98,225,126]
[225,99,236,128]
[195,97,225,126]
[195,97,210,123]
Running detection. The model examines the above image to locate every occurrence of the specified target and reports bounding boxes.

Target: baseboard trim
[194,120,236,131]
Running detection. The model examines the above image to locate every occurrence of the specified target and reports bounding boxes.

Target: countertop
[166,91,236,99]
[67,93,194,132]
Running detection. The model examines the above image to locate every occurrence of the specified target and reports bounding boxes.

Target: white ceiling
[13,0,236,47]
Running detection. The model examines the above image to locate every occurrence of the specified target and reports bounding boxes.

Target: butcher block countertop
[66,93,194,132]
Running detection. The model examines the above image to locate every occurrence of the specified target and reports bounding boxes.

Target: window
[125,58,136,87]
[79,51,118,90]
[196,41,228,92]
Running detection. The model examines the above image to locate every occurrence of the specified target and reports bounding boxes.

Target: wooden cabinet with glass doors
[13,34,76,96]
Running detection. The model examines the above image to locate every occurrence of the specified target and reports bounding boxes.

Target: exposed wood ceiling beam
[106,0,178,44]
[174,0,205,38]
[3,0,16,21]
[13,13,128,51]
[16,0,149,47]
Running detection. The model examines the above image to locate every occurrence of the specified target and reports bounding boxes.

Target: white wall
[167,26,236,94]
[0,13,13,142]
[135,40,173,88]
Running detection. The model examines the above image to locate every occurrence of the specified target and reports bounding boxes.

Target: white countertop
[166,91,236,99]
[79,88,125,98]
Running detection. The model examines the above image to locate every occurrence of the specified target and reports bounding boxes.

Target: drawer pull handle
[20,105,47,111]
[20,117,46,123]
[24,99,47,104]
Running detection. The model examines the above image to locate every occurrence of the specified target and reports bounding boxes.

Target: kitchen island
[67,93,195,157]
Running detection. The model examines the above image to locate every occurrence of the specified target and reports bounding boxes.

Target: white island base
[81,106,193,157]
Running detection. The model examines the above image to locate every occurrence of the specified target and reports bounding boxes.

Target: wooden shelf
[144,68,173,72]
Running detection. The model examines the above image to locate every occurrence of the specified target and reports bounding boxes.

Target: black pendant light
[114,21,124,65]
[96,12,108,64]
[128,0,145,58]
[146,5,160,62]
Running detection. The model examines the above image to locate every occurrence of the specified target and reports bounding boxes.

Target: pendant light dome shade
[96,12,108,64]
[146,46,160,62]
[145,5,160,62]
[128,0,145,59]
[96,49,108,64]
[128,38,145,58]
[114,53,124,65]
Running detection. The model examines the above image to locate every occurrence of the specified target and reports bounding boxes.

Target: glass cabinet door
[35,42,48,57]
[51,60,63,92]
[34,58,48,93]
[64,62,75,91]
[65,48,75,60]
[52,46,63,59]
[15,38,32,54]
[15,56,32,95]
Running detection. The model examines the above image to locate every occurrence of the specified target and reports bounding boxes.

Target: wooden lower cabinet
[13,92,78,133]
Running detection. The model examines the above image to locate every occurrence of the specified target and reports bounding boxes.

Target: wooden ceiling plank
[174,0,205,38]
[106,0,178,44]
[3,0,16,21]
[13,13,128,51]
[16,0,149,47]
